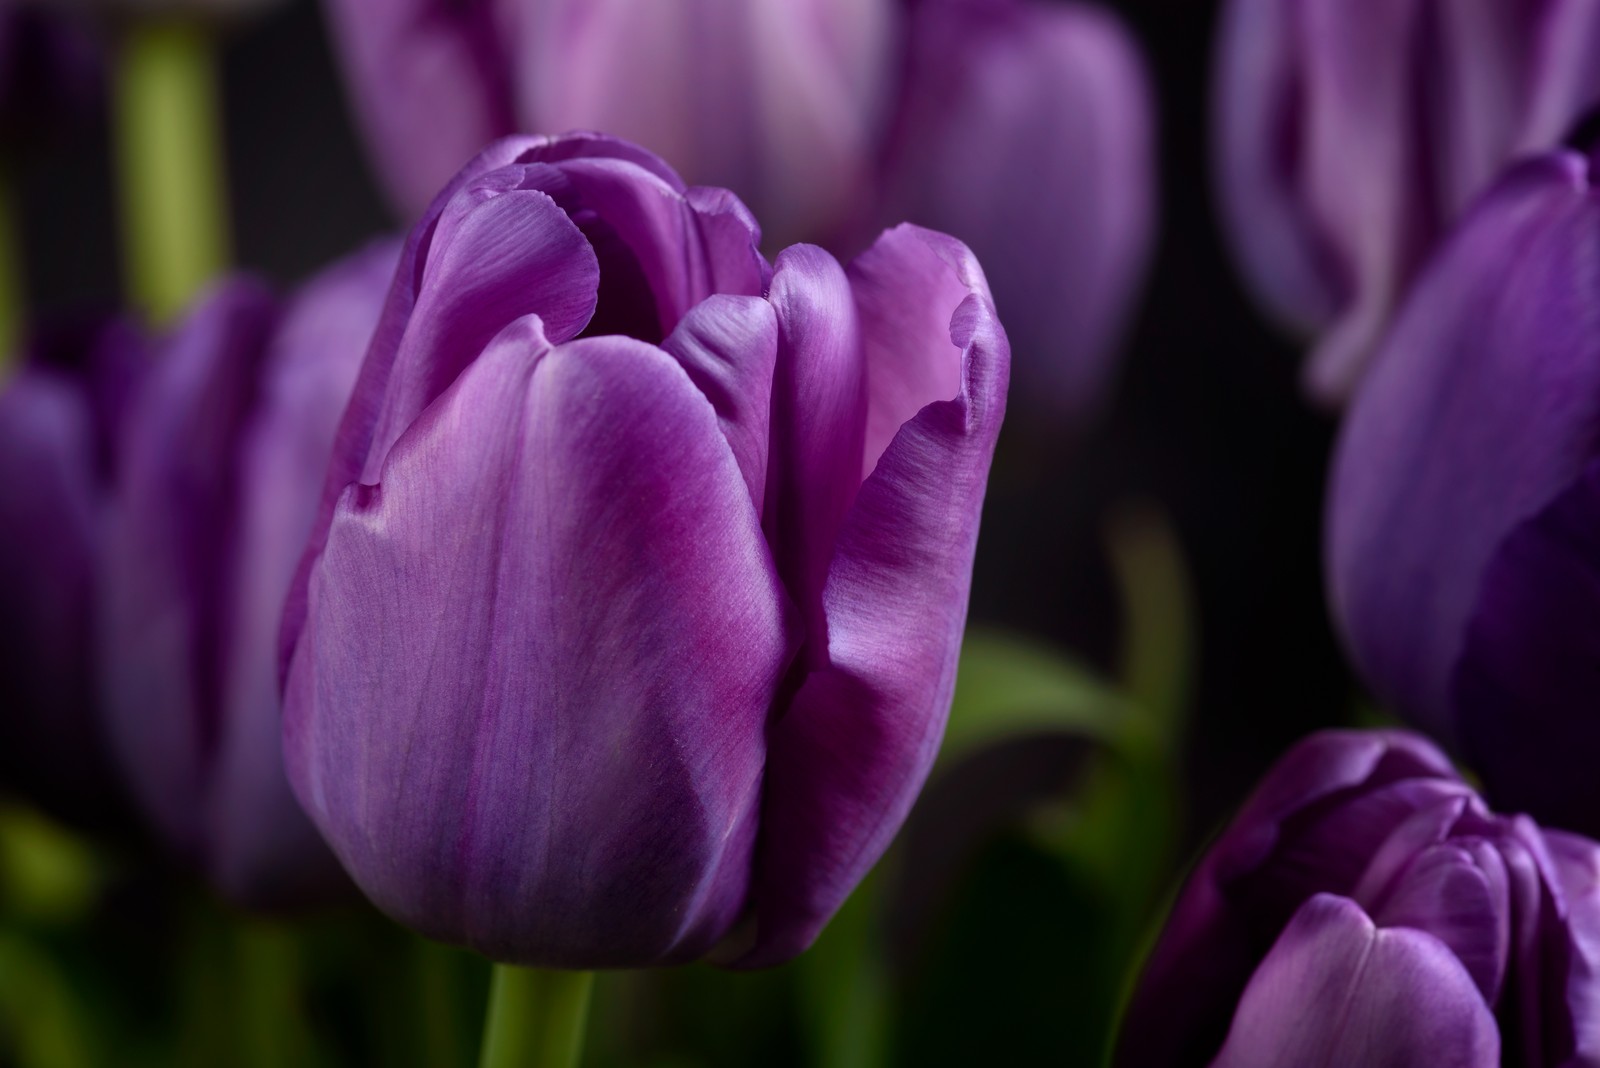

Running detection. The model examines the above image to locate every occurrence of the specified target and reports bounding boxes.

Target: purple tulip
[1327,150,1600,837]
[0,319,142,826]
[1117,729,1600,1067]
[278,132,1008,968]
[1213,0,1600,403]
[322,0,1146,419]
[100,239,397,906]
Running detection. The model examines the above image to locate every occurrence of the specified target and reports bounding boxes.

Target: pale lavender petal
[1211,894,1499,1068]
[885,0,1153,418]
[738,230,1007,966]
[1367,840,1511,1002]
[1328,152,1600,744]
[284,320,797,966]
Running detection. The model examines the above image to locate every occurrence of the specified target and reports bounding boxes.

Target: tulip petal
[1367,841,1511,1002]
[738,230,1007,966]
[1117,730,1458,1067]
[209,241,398,905]
[101,281,278,860]
[1541,830,1600,1063]
[1452,460,1600,836]
[661,294,779,510]
[1328,152,1600,743]
[886,0,1153,418]
[284,319,796,966]
[1211,893,1499,1068]
[1518,0,1600,151]
[763,243,867,659]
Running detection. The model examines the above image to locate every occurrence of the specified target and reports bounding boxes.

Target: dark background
[12,0,1357,1062]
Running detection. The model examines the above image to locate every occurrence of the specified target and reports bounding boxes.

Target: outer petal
[1517,0,1600,151]
[1210,894,1499,1068]
[1328,152,1600,743]
[208,241,398,905]
[737,227,1007,966]
[1116,730,1457,1067]
[100,281,276,859]
[503,0,895,247]
[322,0,515,216]
[284,321,796,966]
[1453,460,1600,837]
[1541,830,1600,1064]
[884,0,1153,419]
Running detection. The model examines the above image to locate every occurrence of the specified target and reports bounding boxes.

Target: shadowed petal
[284,319,796,966]
[738,229,1007,966]
[1454,460,1600,836]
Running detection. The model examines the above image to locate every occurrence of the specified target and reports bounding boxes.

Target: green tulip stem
[0,162,22,369]
[112,16,231,324]
[478,965,594,1068]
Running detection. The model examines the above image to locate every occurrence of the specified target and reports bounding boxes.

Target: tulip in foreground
[100,240,396,906]
[1213,0,1600,402]
[1118,729,1600,1067]
[279,132,1008,967]
[1328,150,1600,837]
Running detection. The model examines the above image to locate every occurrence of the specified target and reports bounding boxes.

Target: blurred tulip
[1118,729,1600,1067]
[1213,0,1600,403]
[323,0,1146,420]
[279,132,1008,968]
[1327,151,1600,836]
[0,319,142,827]
[100,239,397,907]
[882,0,1152,419]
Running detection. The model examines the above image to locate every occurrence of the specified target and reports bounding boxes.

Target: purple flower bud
[1327,150,1600,836]
[0,318,143,827]
[100,239,398,907]
[279,132,1008,968]
[1117,730,1600,1067]
[322,0,1147,420]
[1213,0,1600,403]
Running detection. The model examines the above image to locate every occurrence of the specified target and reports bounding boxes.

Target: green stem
[0,162,23,369]
[112,17,231,324]
[478,966,593,1068]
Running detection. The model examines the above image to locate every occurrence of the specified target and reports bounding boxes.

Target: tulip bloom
[100,240,396,906]
[1327,150,1600,837]
[1118,729,1600,1067]
[323,0,1146,418]
[1214,0,1600,402]
[0,320,142,827]
[279,132,1008,968]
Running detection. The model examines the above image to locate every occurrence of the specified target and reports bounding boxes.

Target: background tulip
[280,132,1008,968]
[99,239,396,906]
[0,319,142,828]
[321,0,1143,420]
[1117,729,1600,1067]
[1327,150,1600,837]
[1213,0,1600,403]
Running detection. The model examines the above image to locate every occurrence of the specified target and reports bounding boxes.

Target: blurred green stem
[478,966,593,1068]
[112,17,230,324]
[0,162,22,367]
